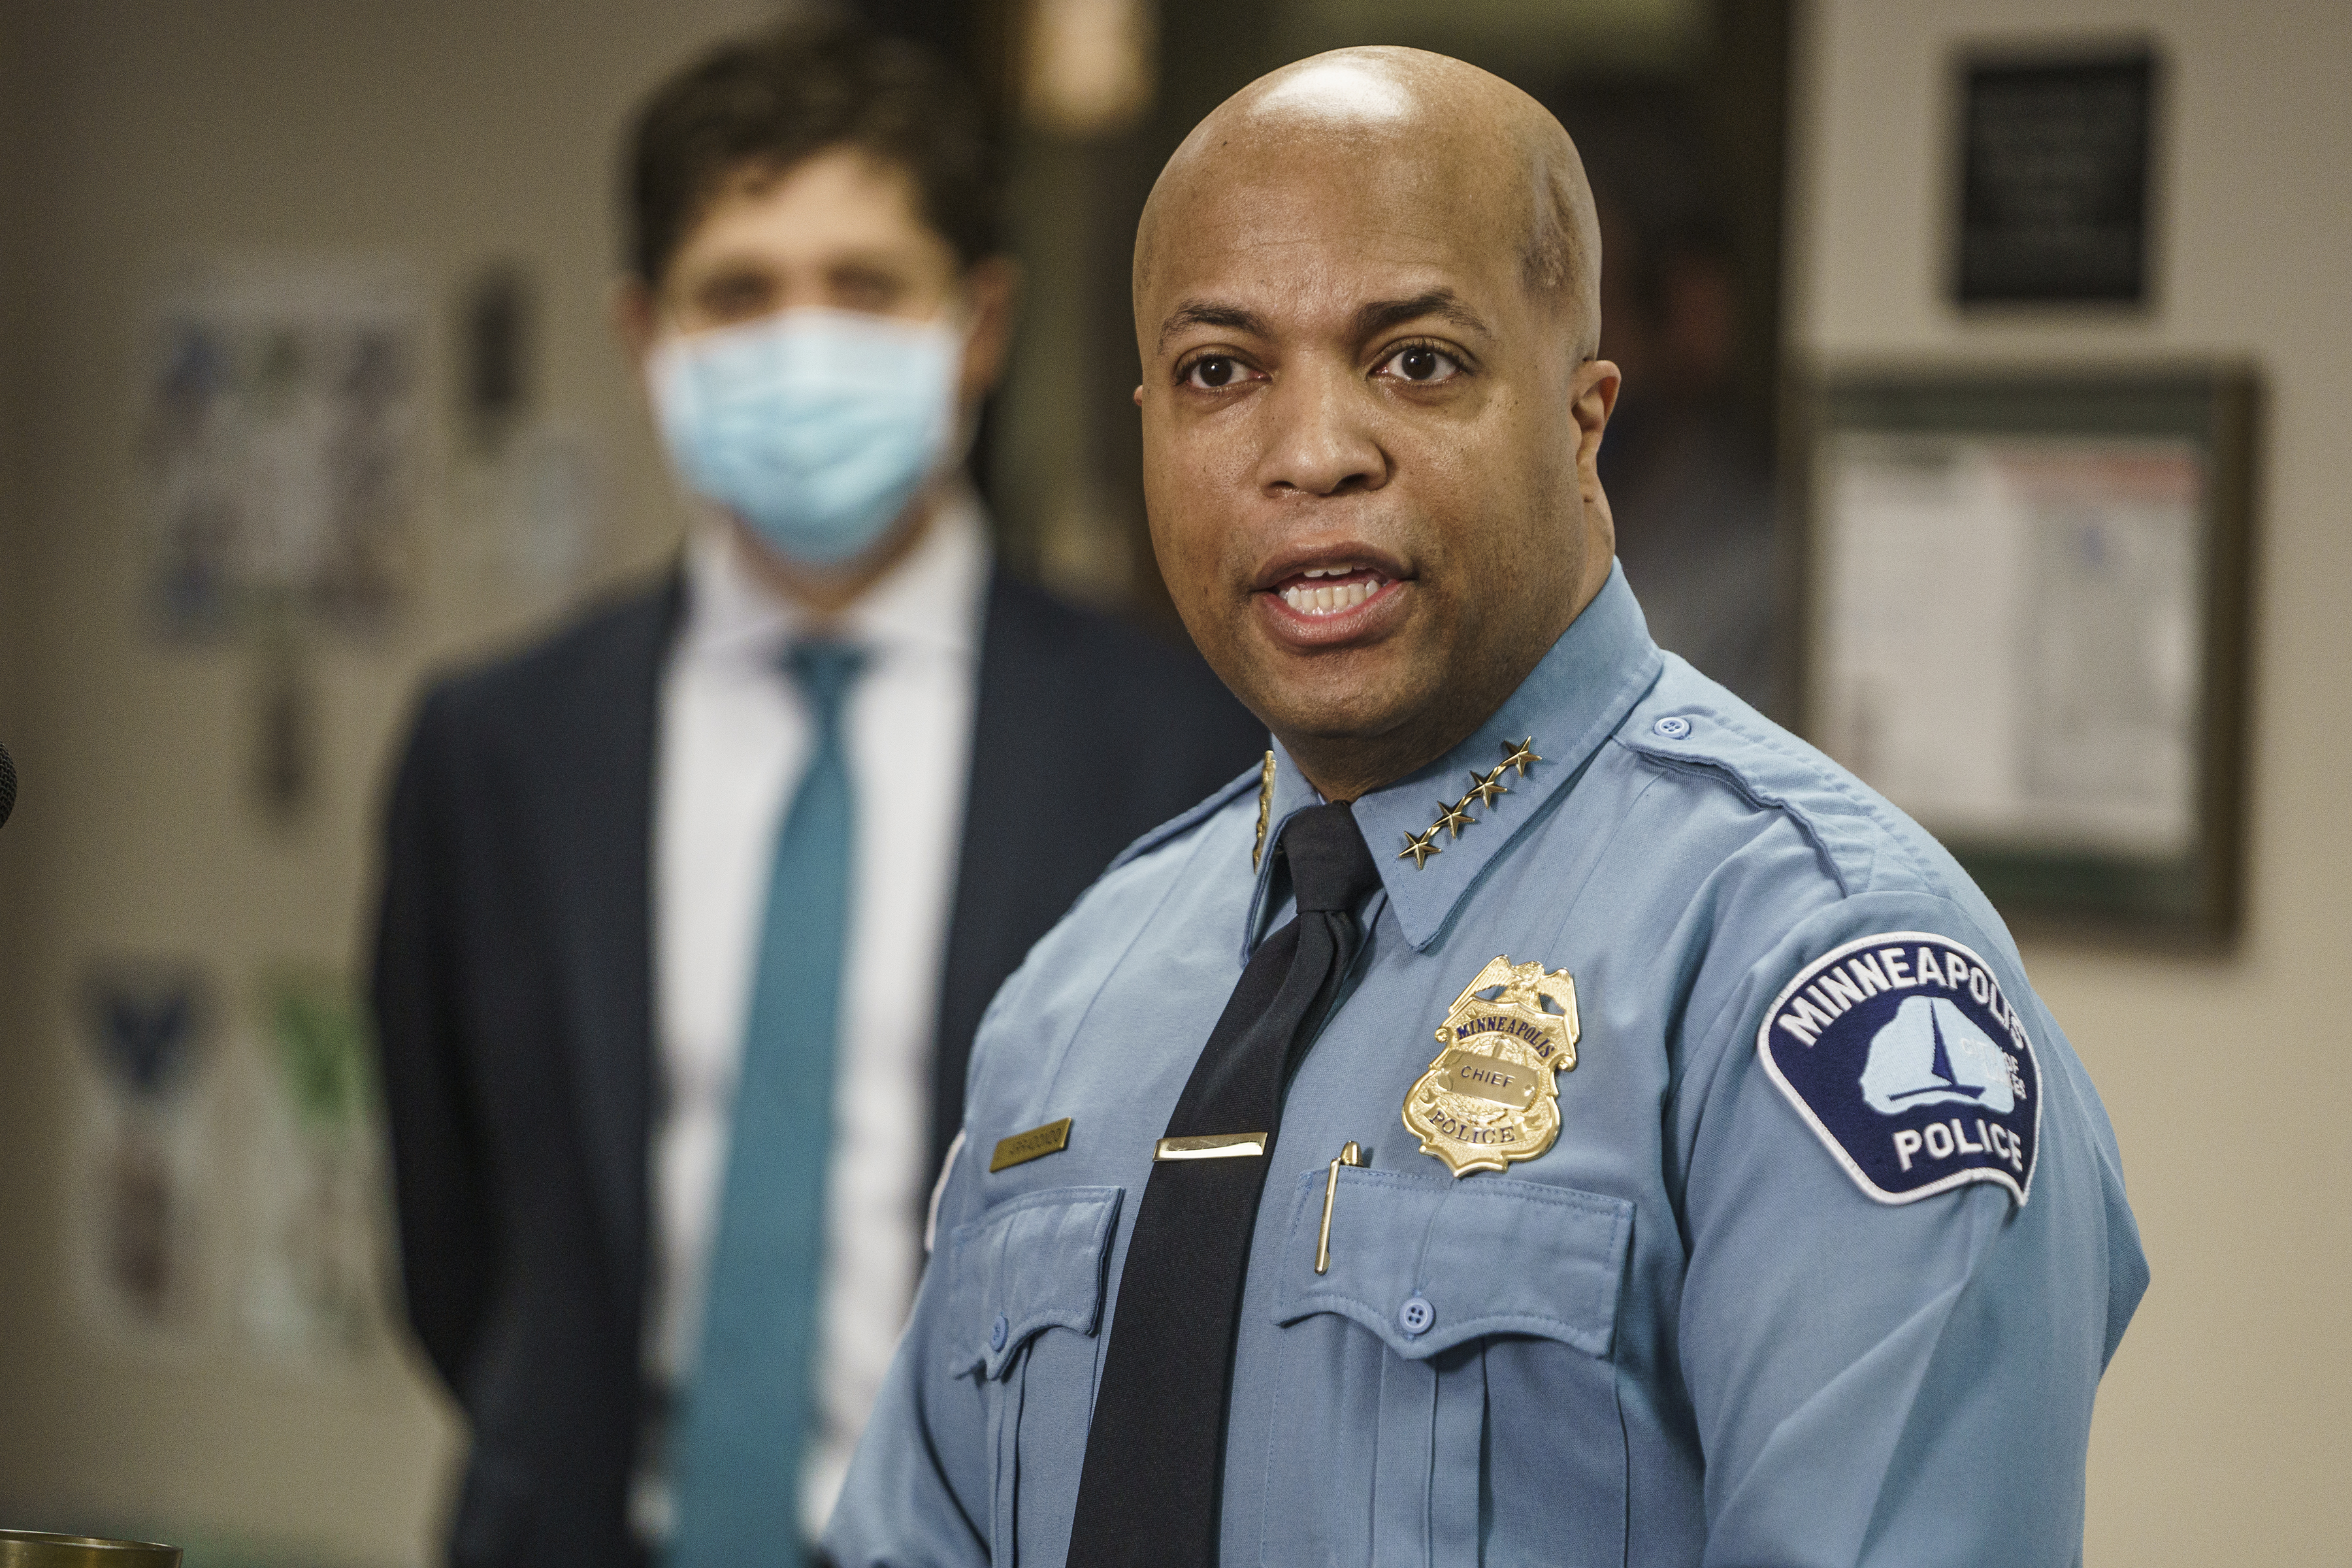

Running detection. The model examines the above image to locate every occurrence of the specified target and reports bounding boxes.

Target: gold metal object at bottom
[0,1531,182,1567]
[1315,1140,1364,1273]
[1154,1132,1268,1161]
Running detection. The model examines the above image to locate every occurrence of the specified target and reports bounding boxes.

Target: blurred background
[0,0,2344,1562]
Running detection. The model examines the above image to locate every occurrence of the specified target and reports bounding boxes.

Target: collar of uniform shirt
[675,483,990,671]
[1246,560,1663,958]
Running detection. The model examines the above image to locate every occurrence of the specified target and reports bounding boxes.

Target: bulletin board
[1795,367,2258,945]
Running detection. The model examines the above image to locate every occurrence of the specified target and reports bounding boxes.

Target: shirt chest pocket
[947,1185,1122,1568]
[1260,1168,1633,1568]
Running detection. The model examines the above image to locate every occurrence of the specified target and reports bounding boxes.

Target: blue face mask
[650,307,962,568]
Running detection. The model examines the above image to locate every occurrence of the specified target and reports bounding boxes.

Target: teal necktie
[671,640,864,1565]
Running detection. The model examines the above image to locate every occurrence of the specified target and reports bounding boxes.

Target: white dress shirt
[644,493,986,1543]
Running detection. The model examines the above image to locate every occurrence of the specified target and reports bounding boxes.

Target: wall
[1789,3,2349,1561]
[0,3,771,1562]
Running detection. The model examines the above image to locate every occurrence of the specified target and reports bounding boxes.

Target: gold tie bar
[1153,1132,1269,1161]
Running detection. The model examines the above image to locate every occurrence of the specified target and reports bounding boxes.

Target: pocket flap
[949,1185,1124,1379]
[1273,1168,1631,1360]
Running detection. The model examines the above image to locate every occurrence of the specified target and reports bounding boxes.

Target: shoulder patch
[1758,932,2041,1206]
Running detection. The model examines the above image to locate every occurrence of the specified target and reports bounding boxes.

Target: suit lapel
[540,572,682,1324]
[930,572,1077,1180]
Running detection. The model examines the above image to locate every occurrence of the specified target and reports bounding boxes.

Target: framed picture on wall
[1795,367,2259,945]
[1950,42,2161,308]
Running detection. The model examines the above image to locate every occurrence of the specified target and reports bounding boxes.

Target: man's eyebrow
[1353,290,1492,340]
[1154,291,1492,350]
[1157,300,1268,350]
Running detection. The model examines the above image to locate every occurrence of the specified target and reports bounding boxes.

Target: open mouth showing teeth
[1276,564,1390,617]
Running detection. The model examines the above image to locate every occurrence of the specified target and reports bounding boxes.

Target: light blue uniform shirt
[827,565,2147,1567]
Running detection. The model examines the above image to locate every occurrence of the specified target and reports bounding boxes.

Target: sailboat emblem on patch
[1758,932,2041,1205]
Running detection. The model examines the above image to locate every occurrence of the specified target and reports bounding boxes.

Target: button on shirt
[826,563,2148,1567]
[651,495,985,1541]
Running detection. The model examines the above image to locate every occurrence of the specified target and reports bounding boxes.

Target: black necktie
[1066,802,1383,1567]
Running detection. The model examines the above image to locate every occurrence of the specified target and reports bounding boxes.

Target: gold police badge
[1404,956,1579,1177]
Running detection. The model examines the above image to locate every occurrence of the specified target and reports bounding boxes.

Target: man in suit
[370,21,1262,1568]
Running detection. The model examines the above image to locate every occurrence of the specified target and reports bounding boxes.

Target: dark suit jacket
[372,567,1263,1568]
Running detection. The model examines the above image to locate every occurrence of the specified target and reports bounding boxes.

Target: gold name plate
[1154,1132,1268,1161]
[990,1117,1073,1173]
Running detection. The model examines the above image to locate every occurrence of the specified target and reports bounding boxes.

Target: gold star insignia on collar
[1463,766,1511,808]
[1397,825,1443,868]
[1501,736,1543,777]
[1432,794,1477,839]
[1252,751,1275,870]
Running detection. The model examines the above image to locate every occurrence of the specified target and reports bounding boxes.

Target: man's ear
[1571,357,1621,485]
[612,274,658,365]
[957,255,1022,406]
[1571,357,1622,555]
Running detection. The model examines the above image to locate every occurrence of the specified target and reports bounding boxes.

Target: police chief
[825,46,2146,1568]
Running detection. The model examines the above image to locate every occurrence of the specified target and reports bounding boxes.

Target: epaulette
[1105,760,1262,874]
[1616,660,1946,902]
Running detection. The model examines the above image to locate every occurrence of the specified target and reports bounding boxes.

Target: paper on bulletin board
[1814,433,2203,857]
[453,416,611,600]
[235,966,388,1362]
[69,960,217,1339]
[66,959,390,1367]
[139,257,421,638]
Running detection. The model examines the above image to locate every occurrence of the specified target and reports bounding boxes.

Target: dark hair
[624,16,1000,286]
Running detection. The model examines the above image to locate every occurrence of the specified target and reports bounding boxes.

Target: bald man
[827,49,2144,1568]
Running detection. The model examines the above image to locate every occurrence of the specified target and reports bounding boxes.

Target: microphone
[0,740,14,830]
